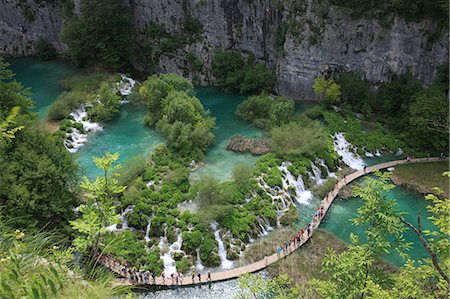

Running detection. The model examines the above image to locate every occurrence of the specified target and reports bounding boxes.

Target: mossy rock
[173,251,184,261]
[227,250,240,261]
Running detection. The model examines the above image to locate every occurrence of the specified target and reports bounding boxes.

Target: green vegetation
[313,76,341,106]
[62,0,135,70]
[331,68,449,155]
[140,74,215,158]
[139,16,203,68]
[0,226,128,299]
[237,273,301,299]
[392,161,449,197]
[35,38,58,61]
[330,0,448,29]
[323,110,401,153]
[271,120,330,158]
[235,92,295,130]
[211,49,276,94]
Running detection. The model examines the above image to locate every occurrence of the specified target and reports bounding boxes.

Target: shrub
[35,38,58,61]
[236,92,295,130]
[271,120,329,158]
[46,91,85,121]
[211,49,276,94]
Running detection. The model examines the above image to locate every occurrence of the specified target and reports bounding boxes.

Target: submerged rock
[226,135,271,155]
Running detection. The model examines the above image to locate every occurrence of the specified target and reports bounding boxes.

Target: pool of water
[7,57,76,118]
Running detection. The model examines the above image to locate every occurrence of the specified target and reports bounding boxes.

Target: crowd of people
[97,253,213,286]
[275,205,325,258]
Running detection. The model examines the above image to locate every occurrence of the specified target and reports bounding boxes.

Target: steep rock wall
[0,0,66,56]
[0,0,448,99]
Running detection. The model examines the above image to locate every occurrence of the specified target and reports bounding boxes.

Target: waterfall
[365,151,374,157]
[63,105,102,153]
[196,248,205,271]
[160,230,183,277]
[310,161,325,186]
[375,149,382,157]
[211,222,233,270]
[105,205,134,231]
[144,217,151,242]
[318,159,336,178]
[396,148,403,156]
[333,132,365,170]
[278,162,312,205]
[115,74,136,96]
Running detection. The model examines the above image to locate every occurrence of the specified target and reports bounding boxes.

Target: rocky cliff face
[1,0,447,99]
[0,0,66,56]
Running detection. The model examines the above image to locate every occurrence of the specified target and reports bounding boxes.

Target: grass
[392,161,449,197]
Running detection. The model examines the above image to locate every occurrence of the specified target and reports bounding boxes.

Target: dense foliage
[61,0,135,70]
[0,59,79,230]
[140,74,215,158]
[236,92,295,130]
[333,68,449,155]
[211,49,276,94]
[271,120,329,158]
[35,38,58,61]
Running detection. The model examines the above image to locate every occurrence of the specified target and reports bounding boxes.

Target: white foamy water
[115,74,136,96]
[105,205,135,232]
[278,162,312,204]
[63,105,102,153]
[196,248,205,271]
[144,217,152,242]
[318,158,336,178]
[310,161,325,186]
[333,132,365,170]
[211,222,233,270]
[160,230,183,277]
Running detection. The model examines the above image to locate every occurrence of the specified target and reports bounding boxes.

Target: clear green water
[74,103,164,179]
[7,58,76,118]
[191,87,264,181]
[294,175,435,267]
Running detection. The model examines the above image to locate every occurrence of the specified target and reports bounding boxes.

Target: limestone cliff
[0,0,66,56]
[0,0,448,99]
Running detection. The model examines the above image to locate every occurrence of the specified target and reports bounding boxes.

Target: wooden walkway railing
[102,157,446,287]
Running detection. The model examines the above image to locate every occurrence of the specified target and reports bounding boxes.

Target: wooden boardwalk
[102,157,446,287]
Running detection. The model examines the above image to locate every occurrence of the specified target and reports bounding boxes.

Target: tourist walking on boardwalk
[276,245,281,258]
[207,271,211,282]
[198,273,201,283]
[264,255,268,266]
[179,273,183,285]
[161,272,165,284]
[364,165,367,173]
[192,272,195,283]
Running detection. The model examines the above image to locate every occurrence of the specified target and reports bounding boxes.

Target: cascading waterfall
[318,158,336,178]
[160,230,183,277]
[278,162,312,204]
[211,222,233,270]
[105,205,135,231]
[63,105,102,153]
[310,161,325,186]
[144,217,152,242]
[333,132,365,170]
[375,149,382,157]
[64,75,136,153]
[196,248,205,271]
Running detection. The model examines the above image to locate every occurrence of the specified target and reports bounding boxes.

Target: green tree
[0,58,33,118]
[271,121,329,158]
[139,74,194,125]
[236,273,301,299]
[310,235,376,299]
[87,82,121,122]
[0,129,79,230]
[70,152,126,255]
[352,171,410,256]
[0,106,24,142]
[236,92,294,130]
[313,77,341,105]
[61,0,135,69]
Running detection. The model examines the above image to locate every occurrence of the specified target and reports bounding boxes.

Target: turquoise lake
[8,58,434,267]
